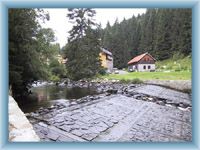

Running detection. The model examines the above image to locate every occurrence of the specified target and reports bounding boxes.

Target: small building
[57,54,68,64]
[99,48,113,72]
[127,52,156,72]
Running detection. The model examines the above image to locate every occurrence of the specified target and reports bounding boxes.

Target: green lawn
[102,71,191,81]
[156,55,192,72]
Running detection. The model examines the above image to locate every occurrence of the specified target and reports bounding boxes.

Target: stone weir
[9,96,40,142]
[26,84,192,142]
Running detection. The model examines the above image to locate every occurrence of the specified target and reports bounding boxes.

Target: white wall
[106,60,113,72]
[137,64,155,72]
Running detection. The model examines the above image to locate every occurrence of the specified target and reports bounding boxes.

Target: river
[18,85,99,113]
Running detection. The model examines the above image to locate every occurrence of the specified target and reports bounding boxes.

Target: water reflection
[19,85,99,113]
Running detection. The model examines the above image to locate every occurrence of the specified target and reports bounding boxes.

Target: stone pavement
[27,85,192,142]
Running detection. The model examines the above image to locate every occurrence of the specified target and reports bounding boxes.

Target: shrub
[166,65,172,70]
[181,66,188,71]
[172,52,184,60]
[50,75,60,82]
[130,78,143,84]
[120,79,128,83]
[175,68,181,72]
[119,78,143,84]
[98,68,107,75]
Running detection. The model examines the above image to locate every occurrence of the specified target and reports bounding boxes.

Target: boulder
[106,89,118,94]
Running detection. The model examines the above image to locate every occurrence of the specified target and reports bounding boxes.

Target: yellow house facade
[99,48,113,72]
[57,54,68,64]
[99,52,107,68]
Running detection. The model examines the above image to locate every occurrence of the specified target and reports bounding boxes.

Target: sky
[41,8,146,48]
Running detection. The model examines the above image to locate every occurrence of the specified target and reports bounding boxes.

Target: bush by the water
[50,75,60,82]
[98,67,107,75]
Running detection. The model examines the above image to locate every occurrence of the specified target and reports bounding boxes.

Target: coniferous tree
[178,9,192,55]
[65,8,101,80]
[154,9,174,60]
[145,9,156,54]
[102,21,112,49]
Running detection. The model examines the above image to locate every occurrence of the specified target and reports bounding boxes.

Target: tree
[9,9,53,98]
[65,8,101,80]
[49,59,67,79]
[102,21,112,49]
[36,28,57,60]
[178,9,192,55]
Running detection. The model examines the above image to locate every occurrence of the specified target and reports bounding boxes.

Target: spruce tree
[154,9,173,60]
[178,9,192,55]
[66,8,101,80]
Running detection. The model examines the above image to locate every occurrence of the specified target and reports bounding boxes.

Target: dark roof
[128,52,155,65]
[100,47,112,56]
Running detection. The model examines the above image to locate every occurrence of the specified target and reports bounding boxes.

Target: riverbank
[9,96,40,141]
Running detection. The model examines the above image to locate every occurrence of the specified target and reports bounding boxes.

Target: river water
[18,85,99,113]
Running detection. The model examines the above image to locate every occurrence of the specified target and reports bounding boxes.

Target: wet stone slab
[27,85,192,142]
[132,85,191,106]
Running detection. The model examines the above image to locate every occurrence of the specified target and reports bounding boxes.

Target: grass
[102,71,191,81]
[156,55,192,72]
[119,78,143,84]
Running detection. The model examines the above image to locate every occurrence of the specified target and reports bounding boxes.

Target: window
[106,55,113,61]
[148,65,151,69]
[143,65,146,69]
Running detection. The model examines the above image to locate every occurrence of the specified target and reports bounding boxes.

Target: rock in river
[106,89,118,94]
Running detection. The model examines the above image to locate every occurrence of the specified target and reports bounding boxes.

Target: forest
[100,8,192,69]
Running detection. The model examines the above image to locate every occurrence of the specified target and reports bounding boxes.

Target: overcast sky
[41,8,146,47]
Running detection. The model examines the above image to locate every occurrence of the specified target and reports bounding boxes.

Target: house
[57,54,68,64]
[99,48,113,72]
[127,52,156,72]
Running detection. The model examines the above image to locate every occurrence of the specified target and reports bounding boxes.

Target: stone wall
[9,96,40,142]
